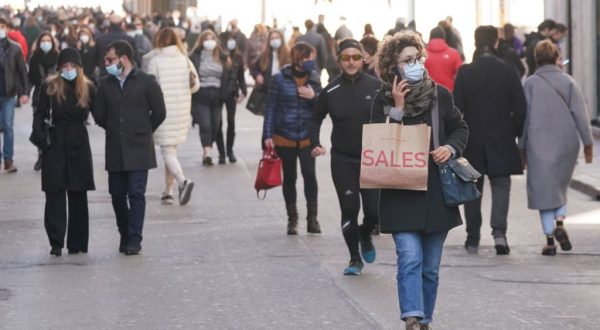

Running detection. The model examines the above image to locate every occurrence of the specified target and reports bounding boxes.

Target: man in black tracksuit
[310,39,380,276]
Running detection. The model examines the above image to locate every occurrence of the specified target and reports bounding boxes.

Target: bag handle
[431,97,440,149]
[256,190,267,200]
[536,73,570,109]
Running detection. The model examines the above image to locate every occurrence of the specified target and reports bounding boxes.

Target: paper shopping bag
[360,123,431,190]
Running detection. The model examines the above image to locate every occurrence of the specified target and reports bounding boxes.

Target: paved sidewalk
[1,96,600,329]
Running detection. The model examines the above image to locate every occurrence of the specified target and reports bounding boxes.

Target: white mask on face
[136,29,143,36]
[127,31,136,38]
[80,35,90,44]
[0,29,7,39]
[269,38,282,49]
[40,41,53,53]
[203,39,217,51]
[63,28,69,35]
[226,39,236,50]
[50,30,56,37]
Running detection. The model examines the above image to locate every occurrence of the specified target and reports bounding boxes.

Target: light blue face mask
[402,61,425,83]
[106,62,123,76]
[61,68,77,81]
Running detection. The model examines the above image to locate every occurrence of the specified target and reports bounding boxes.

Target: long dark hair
[32,32,59,58]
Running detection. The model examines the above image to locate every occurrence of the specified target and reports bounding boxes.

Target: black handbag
[431,97,482,207]
[246,86,267,116]
[29,97,54,150]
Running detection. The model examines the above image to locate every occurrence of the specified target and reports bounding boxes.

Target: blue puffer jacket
[262,65,322,141]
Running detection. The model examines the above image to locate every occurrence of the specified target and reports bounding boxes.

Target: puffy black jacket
[310,72,381,161]
[262,65,322,141]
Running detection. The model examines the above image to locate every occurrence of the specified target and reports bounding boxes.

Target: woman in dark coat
[28,32,59,171]
[263,42,323,235]
[31,48,95,257]
[251,29,291,100]
[372,32,468,330]
[216,31,248,164]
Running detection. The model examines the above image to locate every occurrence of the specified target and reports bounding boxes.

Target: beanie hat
[337,38,363,54]
[57,47,82,67]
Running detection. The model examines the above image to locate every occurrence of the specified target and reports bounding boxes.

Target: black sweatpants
[331,156,379,261]
[216,97,236,155]
[44,190,89,251]
[276,146,318,206]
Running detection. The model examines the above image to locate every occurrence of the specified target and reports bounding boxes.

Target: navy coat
[262,65,322,142]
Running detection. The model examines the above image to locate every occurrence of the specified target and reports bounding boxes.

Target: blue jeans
[540,205,567,236]
[0,96,16,161]
[393,230,448,324]
[108,170,149,248]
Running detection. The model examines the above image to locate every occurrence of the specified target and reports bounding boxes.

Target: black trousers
[108,170,148,248]
[44,190,89,251]
[193,87,223,147]
[331,156,379,260]
[276,146,318,206]
[464,176,511,245]
[216,97,236,155]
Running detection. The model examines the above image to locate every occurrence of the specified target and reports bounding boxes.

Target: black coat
[92,68,166,172]
[372,85,468,233]
[27,50,58,107]
[453,53,526,176]
[31,81,95,192]
[0,39,29,97]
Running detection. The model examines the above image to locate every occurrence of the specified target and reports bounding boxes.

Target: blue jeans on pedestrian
[0,96,16,161]
[540,205,567,236]
[393,230,448,325]
[108,170,149,248]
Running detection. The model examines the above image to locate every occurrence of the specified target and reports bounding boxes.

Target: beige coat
[145,45,200,146]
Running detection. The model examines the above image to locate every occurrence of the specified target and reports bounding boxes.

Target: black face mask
[291,66,307,78]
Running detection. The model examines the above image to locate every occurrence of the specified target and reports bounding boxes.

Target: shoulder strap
[536,73,570,108]
[431,97,440,149]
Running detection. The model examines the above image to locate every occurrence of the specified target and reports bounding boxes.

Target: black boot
[226,135,236,163]
[306,202,321,234]
[286,204,298,235]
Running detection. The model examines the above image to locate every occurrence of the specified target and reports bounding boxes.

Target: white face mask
[127,31,136,38]
[80,35,90,44]
[40,41,53,53]
[226,39,236,50]
[136,29,143,36]
[203,39,217,51]
[63,28,70,35]
[50,30,56,37]
[270,38,282,49]
[0,29,6,39]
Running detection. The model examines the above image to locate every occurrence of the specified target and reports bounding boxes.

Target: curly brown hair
[376,31,425,85]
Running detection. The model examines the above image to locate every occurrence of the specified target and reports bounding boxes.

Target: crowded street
[1,96,599,329]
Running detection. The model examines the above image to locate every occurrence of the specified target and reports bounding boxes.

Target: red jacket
[8,30,28,60]
[425,38,462,92]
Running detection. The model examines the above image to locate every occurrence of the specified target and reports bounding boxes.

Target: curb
[570,178,600,200]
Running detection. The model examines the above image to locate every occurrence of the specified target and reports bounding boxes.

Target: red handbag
[255,147,283,199]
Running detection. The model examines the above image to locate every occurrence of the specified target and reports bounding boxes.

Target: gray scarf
[384,72,436,118]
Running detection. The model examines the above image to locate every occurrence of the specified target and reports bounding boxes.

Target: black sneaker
[161,194,174,205]
[50,246,62,256]
[218,155,226,164]
[494,237,511,255]
[343,259,364,276]
[202,156,214,166]
[360,237,376,263]
[178,180,194,205]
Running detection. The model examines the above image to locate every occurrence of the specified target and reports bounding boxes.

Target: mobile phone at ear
[392,66,407,81]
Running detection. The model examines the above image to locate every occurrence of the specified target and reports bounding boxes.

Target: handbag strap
[431,97,440,149]
[536,73,570,109]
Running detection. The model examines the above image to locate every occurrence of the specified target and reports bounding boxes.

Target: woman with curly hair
[372,31,468,330]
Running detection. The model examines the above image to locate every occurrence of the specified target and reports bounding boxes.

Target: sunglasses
[339,54,363,62]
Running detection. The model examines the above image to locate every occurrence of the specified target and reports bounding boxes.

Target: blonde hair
[534,39,560,66]
[46,66,93,108]
[155,27,186,54]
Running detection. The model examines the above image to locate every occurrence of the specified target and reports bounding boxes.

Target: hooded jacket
[424,38,462,92]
